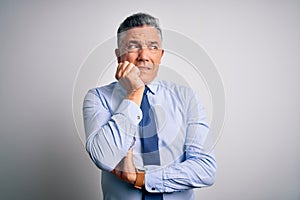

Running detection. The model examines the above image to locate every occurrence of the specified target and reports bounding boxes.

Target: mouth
[137,66,152,70]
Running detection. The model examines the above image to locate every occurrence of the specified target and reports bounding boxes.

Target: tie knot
[143,86,149,95]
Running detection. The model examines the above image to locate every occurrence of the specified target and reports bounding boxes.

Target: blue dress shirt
[83,80,216,200]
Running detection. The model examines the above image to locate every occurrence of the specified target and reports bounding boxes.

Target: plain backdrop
[1,1,299,200]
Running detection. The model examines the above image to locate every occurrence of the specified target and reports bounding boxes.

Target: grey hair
[117,13,162,47]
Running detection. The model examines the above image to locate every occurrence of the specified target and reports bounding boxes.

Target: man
[83,13,216,200]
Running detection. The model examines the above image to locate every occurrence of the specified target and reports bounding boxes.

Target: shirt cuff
[144,166,164,193]
[115,99,142,125]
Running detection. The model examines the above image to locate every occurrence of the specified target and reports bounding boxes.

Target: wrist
[126,86,145,106]
[133,169,145,189]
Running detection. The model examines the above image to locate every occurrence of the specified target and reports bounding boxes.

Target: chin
[140,74,153,84]
[140,73,157,85]
[141,79,150,85]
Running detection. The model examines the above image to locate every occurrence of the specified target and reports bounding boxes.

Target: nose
[137,48,150,62]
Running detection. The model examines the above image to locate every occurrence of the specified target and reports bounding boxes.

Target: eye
[149,44,159,50]
[127,44,139,51]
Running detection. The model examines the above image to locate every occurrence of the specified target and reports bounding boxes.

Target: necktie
[139,86,163,200]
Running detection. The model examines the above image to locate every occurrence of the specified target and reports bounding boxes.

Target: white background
[0,1,299,199]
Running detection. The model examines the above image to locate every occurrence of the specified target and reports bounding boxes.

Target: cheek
[152,54,163,65]
[121,54,137,63]
[153,66,159,74]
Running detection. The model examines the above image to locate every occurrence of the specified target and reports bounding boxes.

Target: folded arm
[144,89,217,193]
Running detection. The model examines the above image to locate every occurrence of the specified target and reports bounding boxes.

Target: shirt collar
[116,79,160,95]
[146,79,159,95]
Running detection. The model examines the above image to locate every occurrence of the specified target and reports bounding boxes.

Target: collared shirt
[83,80,216,200]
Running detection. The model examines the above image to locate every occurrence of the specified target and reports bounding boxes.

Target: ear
[161,49,165,58]
[115,48,121,63]
[159,49,164,64]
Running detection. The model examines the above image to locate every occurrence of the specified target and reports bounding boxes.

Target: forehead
[120,26,161,44]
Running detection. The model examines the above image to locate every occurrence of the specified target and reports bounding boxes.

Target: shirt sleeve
[144,89,217,193]
[83,88,142,172]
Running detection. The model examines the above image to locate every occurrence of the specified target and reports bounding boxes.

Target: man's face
[116,26,164,84]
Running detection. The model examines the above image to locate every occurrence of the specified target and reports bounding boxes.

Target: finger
[115,63,120,80]
[115,61,130,80]
[115,62,123,80]
[121,171,136,184]
[123,63,135,76]
[131,66,140,76]
[117,62,123,72]
[112,169,122,179]
[118,61,129,72]
[120,61,133,76]
[116,62,126,80]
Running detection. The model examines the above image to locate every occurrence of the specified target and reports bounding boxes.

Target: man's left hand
[112,148,137,184]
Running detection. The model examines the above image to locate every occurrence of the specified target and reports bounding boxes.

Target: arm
[84,61,144,173]
[144,126,216,192]
[143,90,217,193]
[83,89,141,172]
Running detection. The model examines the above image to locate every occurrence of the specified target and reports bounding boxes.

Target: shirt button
[137,115,140,120]
[151,187,155,191]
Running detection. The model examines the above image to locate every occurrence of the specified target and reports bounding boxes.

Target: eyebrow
[149,41,159,45]
[127,40,159,45]
[127,40,139,44]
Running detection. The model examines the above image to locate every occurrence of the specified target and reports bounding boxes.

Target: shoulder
[156,80,195,98]
[84,82,126,105]
[87,82,119,97]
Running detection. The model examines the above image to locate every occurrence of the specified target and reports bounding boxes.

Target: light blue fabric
[83,80,216,200]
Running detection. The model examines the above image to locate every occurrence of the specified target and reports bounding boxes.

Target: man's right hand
[115,61,145,93]
[115,61,145,106]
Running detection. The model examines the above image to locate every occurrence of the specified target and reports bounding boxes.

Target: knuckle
[123,61,129,66]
